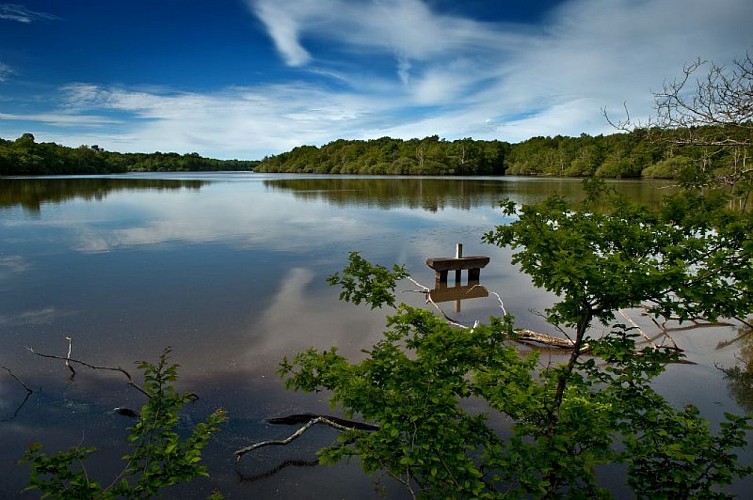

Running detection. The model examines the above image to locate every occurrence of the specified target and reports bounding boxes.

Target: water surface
[0,173,749,497]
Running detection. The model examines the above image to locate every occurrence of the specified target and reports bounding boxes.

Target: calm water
[0,173,750,497]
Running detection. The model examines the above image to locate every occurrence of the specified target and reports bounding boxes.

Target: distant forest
[0,133,258,175]
[257,127,748,179]
[2,126,746,178]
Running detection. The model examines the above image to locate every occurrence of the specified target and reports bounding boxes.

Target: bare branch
[65,336,75,379]
[1,365,33,393]
[1,365,34,422]
[234,416,373,461]
[267,413,379,431]
[26,347,149,397]
[618,310,656,348]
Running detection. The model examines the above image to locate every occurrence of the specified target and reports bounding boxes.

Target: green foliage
[19,348,227,499]
[326,251,408,309]
[584,332,753,499]
[282,256,753,496]
[483,190,753,327]
[0,134,257,175]
[256,136,509,176]
[255,126,748,179]
[642,155,693,179]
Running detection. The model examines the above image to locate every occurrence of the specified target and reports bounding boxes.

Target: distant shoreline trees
[256,126,743,179]
[0,134,258,176]
[3,121,746,179]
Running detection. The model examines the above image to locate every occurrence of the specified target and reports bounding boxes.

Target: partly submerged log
[514,329,584,351]
[268,413,379,431]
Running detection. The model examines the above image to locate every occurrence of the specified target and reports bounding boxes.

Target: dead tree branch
[65,336,75,379]
[267,413,380,431]
[1,365,34,422]
[26,346,149,398]
[234,415,375,461]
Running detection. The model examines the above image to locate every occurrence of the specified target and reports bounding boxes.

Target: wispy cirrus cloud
[0,111,121,126]
[0,3,59,23]
[0,62,14,82]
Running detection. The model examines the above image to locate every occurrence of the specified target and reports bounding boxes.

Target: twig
[26,347,149,397]
[618,310,656,348]
[1,365,33,393]
[486,289,507,316]
[716,326,753,350]
[65,336,75,379]
[1,365,34,422]
[405,276,430,292]
[234,416,368,461]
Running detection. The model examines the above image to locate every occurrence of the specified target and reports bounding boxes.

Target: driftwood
[514,329,583,351]
[234,414,379,461]
[268,413,380,431]
[113,407,140,418]
[27,345,150,398]
[27,341,203,403]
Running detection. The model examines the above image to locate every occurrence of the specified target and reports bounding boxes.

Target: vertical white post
[454,243,463,285]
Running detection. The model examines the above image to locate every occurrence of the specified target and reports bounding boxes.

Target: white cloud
[249,0,314,66]
[0,3,59,23]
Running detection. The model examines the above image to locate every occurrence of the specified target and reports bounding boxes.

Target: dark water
[0,173,749,497]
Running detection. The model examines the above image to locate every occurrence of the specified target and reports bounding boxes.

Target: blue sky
[1,0,751,160]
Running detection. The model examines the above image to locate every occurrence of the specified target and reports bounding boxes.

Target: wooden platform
[426,255,490,285]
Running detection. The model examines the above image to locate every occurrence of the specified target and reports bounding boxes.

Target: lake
[1,173,750,498]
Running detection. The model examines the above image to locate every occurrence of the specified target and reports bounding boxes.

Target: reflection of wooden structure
[429,283,489,313]
[429,283,489,303]
[426,243,490,286]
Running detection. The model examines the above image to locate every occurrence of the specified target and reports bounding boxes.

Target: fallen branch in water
[234,414,378,461]
[268,413,380,431]
[514,329,584,351]
[406,277,589,351]
[65,336,75,379]
[26,342,149,398]
[1,365,34,422]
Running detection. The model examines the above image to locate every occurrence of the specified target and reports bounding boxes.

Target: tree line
[255,126,750,179]
[0,133,258,175]
[4,124,748,179]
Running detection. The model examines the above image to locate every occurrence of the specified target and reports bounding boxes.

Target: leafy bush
[19,348,227,499]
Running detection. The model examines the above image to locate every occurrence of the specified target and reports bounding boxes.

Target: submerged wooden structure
[426,243,490,286]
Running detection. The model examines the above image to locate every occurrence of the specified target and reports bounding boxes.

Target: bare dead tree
[654,54,753,135]
[606,51,753,197]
